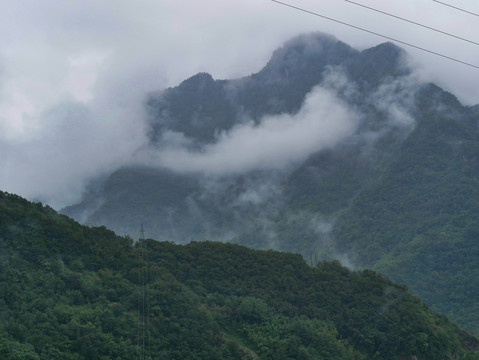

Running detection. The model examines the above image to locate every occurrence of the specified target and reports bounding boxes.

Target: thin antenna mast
[137,224,151,360]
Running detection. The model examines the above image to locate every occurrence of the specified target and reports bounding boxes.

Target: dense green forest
[334,84,479,333]
[1,191,479,359]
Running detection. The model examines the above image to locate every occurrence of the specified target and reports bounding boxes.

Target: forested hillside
[2,191,478,359]
[334,83,479,332]
[62,33,479,333]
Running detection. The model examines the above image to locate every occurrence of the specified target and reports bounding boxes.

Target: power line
[270,0,479,69]
[432,0,479,18]
[345,0,479,46]
[137,225,151,360]
[137,248,142,360]
[144,231,151,359]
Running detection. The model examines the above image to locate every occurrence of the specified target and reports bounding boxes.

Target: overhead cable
[345,0,479,46]
[270,0,479,69]
[432,0,479,18]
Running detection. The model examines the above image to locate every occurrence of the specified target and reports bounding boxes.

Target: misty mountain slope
[65,166,286,244]
[334,83,479,332]
[71,167,204,241]
[2,190,479,359]
[63,32,479,332]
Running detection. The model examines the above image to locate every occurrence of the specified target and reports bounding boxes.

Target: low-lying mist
[139,86,359,174]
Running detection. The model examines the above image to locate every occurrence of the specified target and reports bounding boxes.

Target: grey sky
[0,0,478,207]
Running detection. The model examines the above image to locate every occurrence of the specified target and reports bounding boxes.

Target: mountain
[63,32,411,246]
[62,32,479,333]
[1,190,479,359]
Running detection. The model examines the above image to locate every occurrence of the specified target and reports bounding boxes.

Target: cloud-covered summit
[0,28,465,209]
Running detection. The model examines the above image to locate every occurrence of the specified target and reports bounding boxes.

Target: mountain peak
[270,32,344,59]
[178,72,215,91]
[347,41,410,86]
[259,32,357,79]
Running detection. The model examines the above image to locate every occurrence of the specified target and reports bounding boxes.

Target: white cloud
[372,75,420,128]
[143,87,358,173]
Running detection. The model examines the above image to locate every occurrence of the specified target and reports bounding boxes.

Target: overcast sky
[1,0,479,207]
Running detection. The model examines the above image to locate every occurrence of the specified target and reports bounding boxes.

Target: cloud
[0,0,478,208]
[0,95,148,208]
[370,75,420,128]
[321,64,419,132]
[142,87,359,174]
